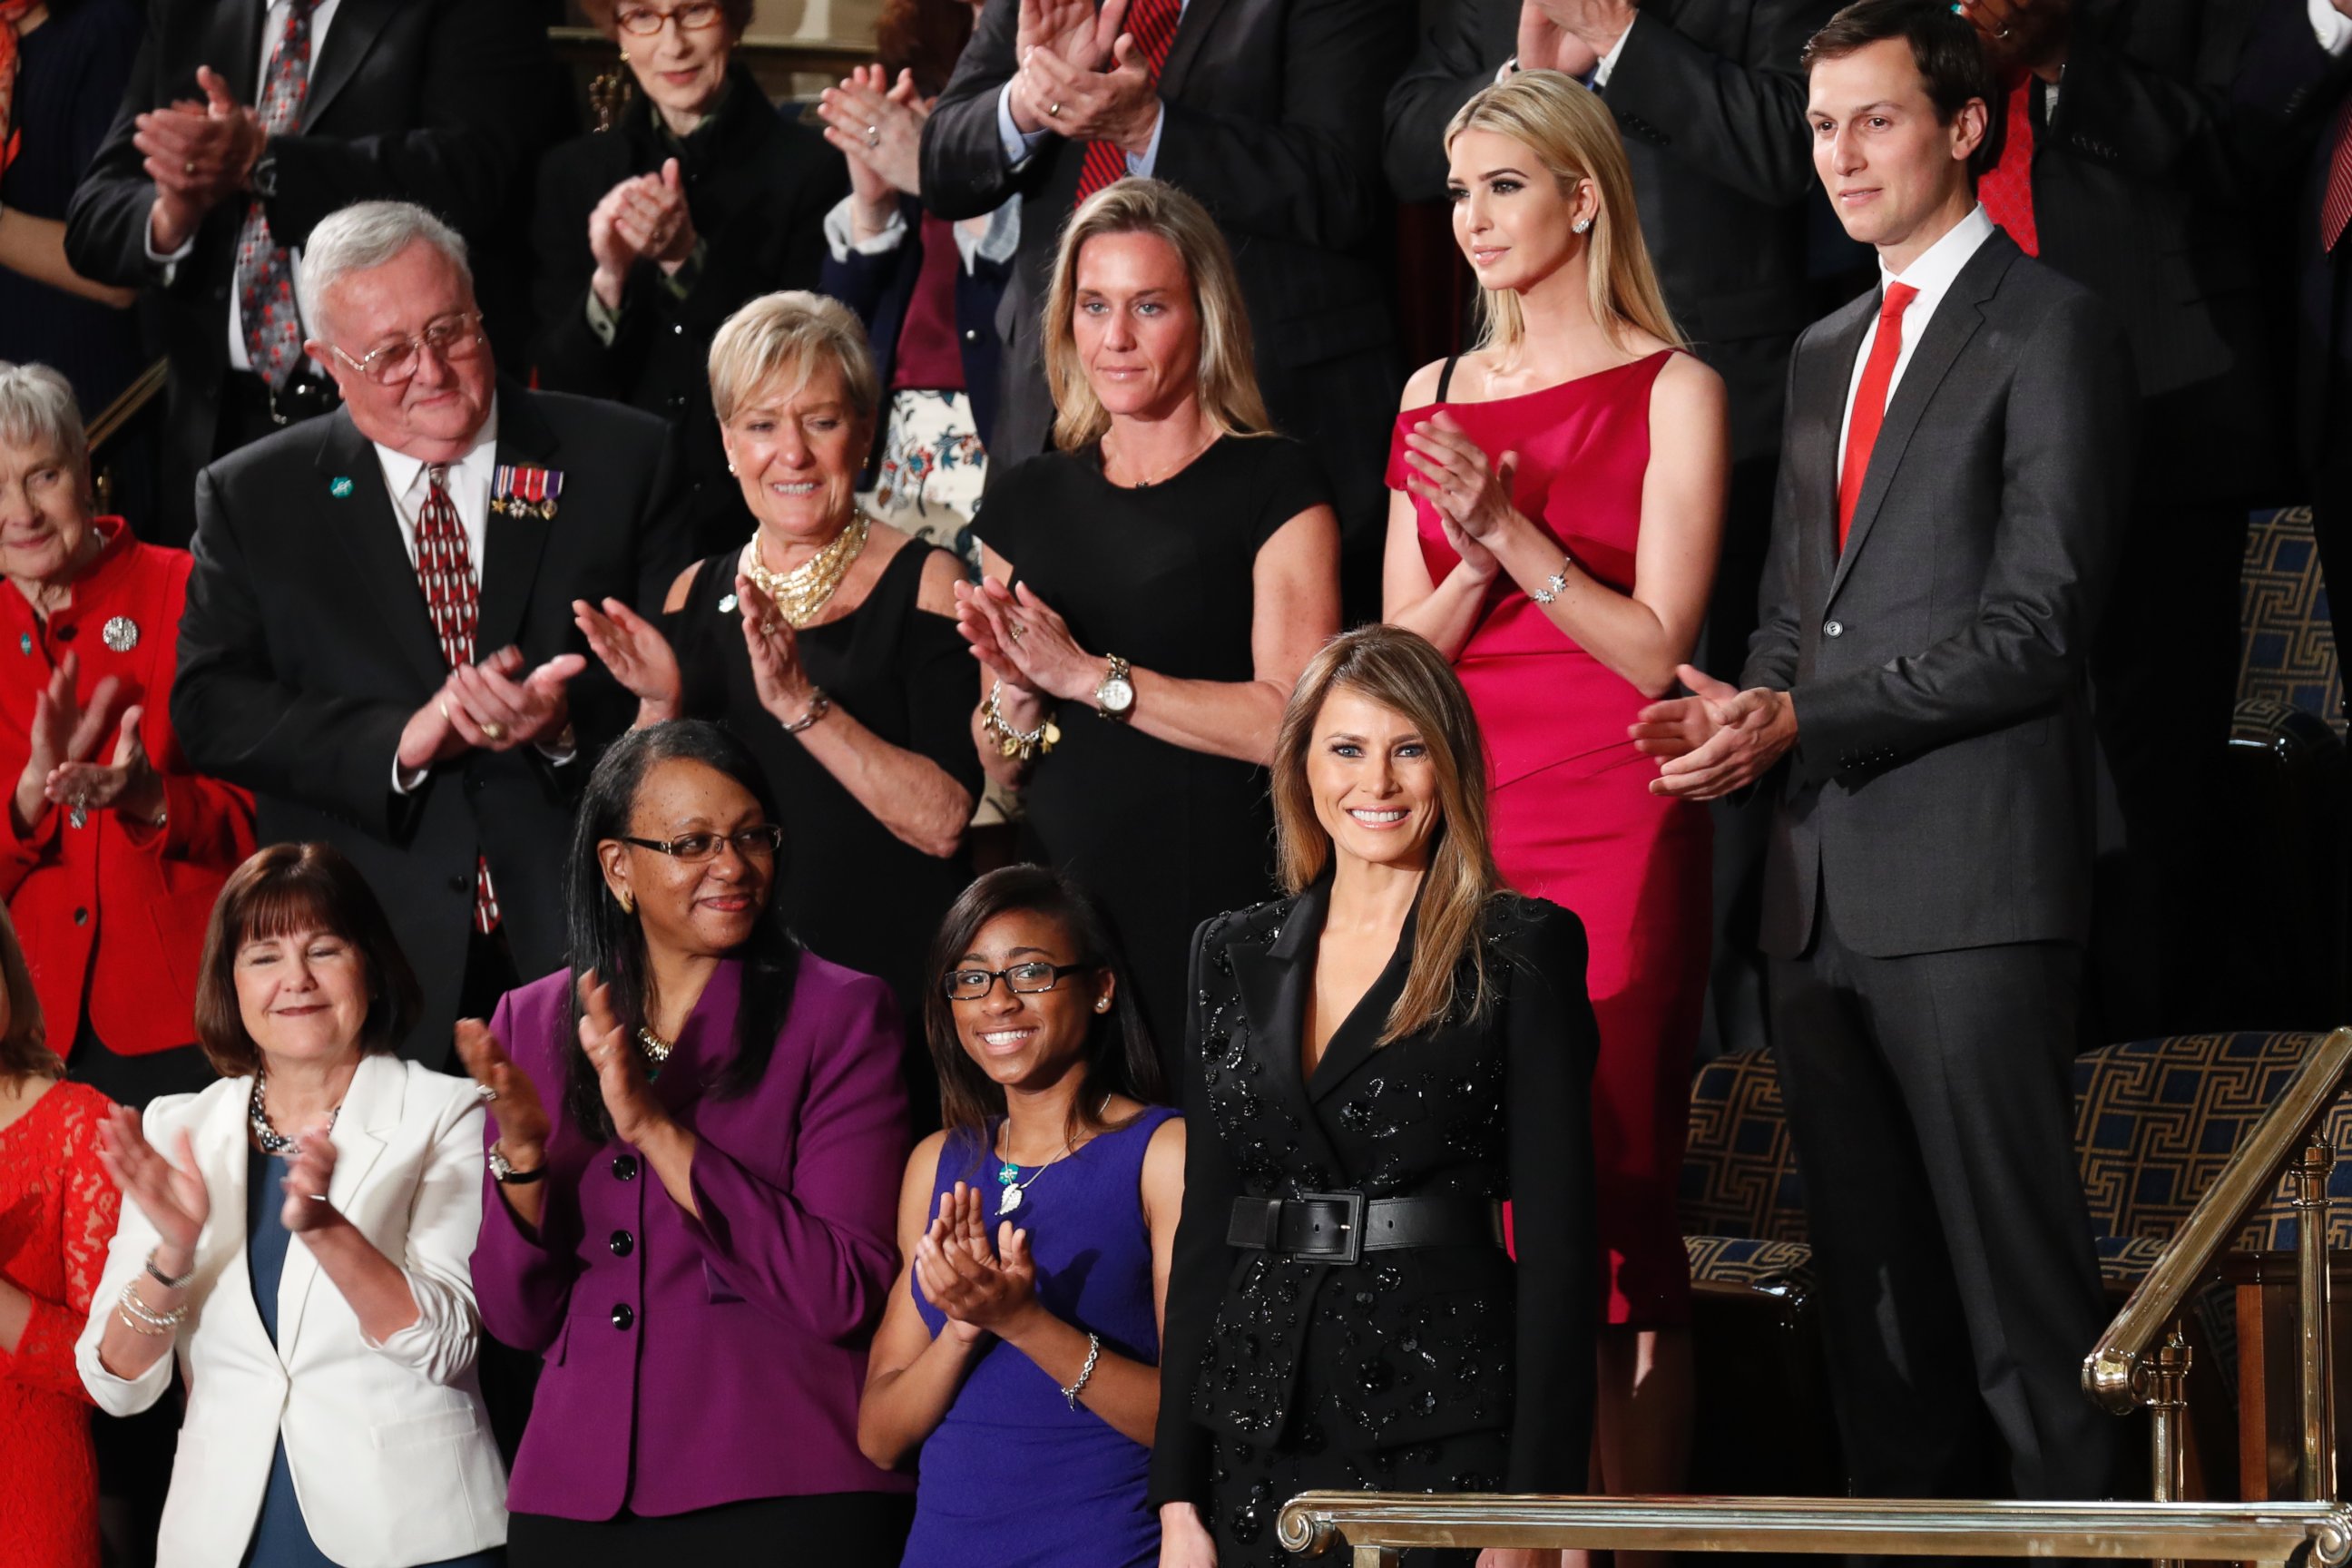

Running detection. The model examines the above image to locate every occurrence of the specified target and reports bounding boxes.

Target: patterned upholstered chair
[2239,505,2343,731]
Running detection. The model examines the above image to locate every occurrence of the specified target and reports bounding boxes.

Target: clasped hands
[396,645,583,776]
[588,157,699,312]
[136,65,268,254]
[915,1181,1043,1346]
[954,575,1095,719]
[1631,665,1798,800]
[12,652,164,835]
[1006,0,1161,156]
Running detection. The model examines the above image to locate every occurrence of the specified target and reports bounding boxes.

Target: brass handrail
[1275,1494,2352,1567]
[2084,1025,2352,1416]
[83,359,167,457]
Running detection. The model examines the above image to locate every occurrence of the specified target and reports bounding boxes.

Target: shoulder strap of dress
[1436,353,1460,403]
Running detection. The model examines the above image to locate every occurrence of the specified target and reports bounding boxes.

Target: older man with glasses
[173,200,692,1067]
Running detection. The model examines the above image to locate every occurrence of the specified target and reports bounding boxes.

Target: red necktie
[1978,71,2039,257]
[1838,281,1920,550]
[1073,0,1182,204]
[236,0,321,387]
[2323,102,2352,254]
[416,466,502,935]
[0,0,36,182]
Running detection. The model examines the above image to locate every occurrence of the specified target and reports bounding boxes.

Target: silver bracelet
[780,688,831,736]
[1529,554,1575,605]
[144,1250,194,1290]
[1061,1331,1102,1410]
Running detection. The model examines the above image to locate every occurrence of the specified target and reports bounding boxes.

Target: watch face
[1100,677,1135,711]
[488,1149,514,1181]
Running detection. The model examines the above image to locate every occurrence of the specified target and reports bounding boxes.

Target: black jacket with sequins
[1146,877,1602,1509]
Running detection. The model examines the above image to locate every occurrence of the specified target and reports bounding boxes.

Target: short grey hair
[707,291,880,426]
[0,362,89,466]
[297,201,473,339]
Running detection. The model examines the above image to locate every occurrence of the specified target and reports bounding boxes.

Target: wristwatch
[1093,655,1135,721]
[250,148,279,201]
[488,1142,546,1186]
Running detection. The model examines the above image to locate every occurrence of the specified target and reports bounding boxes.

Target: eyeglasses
[941,961,1094,1002]
[326,313,486,387]
[616,1,727,34]
[619,825,785,862]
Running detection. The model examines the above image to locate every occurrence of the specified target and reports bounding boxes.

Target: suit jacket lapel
[1157,0,1241,102]
[274,1054,398,1368]
[476,388,558,656]
[1230,880,1343,1172]
[1828,236,2019,606]
[1799,298,1873,594]
[193,1085,276,1363]
[299,0,398,131]
[1306,898,1421,1104]
[216,0,270,105]
[317,412,450,691]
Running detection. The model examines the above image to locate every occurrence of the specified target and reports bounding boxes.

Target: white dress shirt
[1836,203,1997,474]
[994,0,1189,175]
[372,400,499,576]
[144,0,346,372]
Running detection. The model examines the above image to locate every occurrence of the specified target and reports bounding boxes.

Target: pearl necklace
[738,515,869,628]
[249,1070,338,1156]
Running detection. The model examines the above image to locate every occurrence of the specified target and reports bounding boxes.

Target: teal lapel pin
[329,475,355,499]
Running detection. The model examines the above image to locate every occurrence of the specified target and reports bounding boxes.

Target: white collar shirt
[1837,202,1997,472]
[371,400,500,578]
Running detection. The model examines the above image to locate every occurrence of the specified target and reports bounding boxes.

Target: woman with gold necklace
[575,291,979,1130]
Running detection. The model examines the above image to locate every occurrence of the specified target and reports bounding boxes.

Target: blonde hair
[0,904,55,1080]
[1446,71,1684,356]
[1269,626,1504,1044]
[1040,178,1270,452]
[707,290,880,426]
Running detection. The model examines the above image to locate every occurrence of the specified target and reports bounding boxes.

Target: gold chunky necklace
[739,515,869,628]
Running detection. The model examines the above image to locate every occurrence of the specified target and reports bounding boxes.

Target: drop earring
[615,887,635,915]
[1573,218,1592,234]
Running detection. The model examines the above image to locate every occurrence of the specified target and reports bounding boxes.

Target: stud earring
[1096,997,1111,1013]
[616,887,635,915]
[727,462,737,475]
[1573,218,1592,234]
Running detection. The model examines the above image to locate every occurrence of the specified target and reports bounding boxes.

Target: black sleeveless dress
[668,535,982,1130]
[975,436,1332,1060]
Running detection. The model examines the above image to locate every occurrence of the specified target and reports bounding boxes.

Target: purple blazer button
[611,1303,635,1330]
[610,1230,634,1257]
[612,1154,639,1181]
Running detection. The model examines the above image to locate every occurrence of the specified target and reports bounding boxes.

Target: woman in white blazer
[74,843,506,1568]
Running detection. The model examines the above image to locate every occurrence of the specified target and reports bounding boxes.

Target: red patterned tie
[2323,103,2352,254]
[236,0,319,387]
[1073,0,1183,204]
[1838,281,1919,551]
[416,466,502,935]
[1978,71,2039,257]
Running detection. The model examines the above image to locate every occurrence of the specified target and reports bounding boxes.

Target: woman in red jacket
[0,361,255,1108]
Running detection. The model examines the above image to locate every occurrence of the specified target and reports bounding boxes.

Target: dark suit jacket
[1383,0,1839,461]
[1740,232,2135,959]
[171,387,690,1063]
[1147,879,1600,1508]
[532,66,848,556]
[818,191,1010,472]
[64,0,561,541]
[2028,0,2281,501]
[918,0,1416,540]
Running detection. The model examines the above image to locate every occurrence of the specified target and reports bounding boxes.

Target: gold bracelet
[982,681,1060,762]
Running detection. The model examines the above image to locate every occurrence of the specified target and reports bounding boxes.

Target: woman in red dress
[1384,70,1728,1536]
[0,904,119,1568]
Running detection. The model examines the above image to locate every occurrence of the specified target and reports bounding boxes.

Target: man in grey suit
[1633,0,2132,1504]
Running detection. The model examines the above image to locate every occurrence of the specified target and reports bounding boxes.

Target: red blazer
[0,524,255,1057]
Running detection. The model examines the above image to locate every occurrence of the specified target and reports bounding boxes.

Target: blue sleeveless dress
[900,1107,1175,1568]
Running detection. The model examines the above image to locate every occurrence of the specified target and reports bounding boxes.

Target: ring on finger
[479,719,509,743]
[1047,101,1062,117]
[865,124,880,148]
[1008,620,1028,642]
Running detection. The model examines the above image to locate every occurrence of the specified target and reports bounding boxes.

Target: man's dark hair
[1804,0,2002,176]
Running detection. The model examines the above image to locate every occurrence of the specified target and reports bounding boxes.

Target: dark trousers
[1767,891,2114,1504]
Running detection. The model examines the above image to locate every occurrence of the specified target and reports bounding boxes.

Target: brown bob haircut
[0,904,56,1079]
[193,844,422,1077]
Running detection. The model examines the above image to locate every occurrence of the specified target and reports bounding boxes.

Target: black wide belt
[1227,1191,1504,1267]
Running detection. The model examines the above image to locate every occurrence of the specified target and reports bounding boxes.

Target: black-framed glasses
[326,312,486,387]
[619,825,784,863]
[615,1,727,34]
[941,961,1094,1002]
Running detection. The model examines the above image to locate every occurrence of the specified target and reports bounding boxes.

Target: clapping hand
[13,652,124,833]
[588,159,699,309]
[1399,414,1519,583]
[279,1115,343,1235]
[952,577,1095,702]
[1957,0,2072,80]
[454,1018,553,1164]
[1009,0,1147,139]
[45,703,166,828]
[576,969,666,1147]
[735,575,825,727]
[94,1105,210,1266]
[575,596,682,727]
[818,64,928,222]
[134,66,267,252]
[914,1181,1041,1340]
[1516,1,1602,79]
[1632,664,1798,800]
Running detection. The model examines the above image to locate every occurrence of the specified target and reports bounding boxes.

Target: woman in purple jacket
[456,720,914,1564]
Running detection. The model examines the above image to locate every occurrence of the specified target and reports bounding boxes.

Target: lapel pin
[15,633,29,655]
[329,475,355,498]
[718,593,739,613]
[102,616,140,653]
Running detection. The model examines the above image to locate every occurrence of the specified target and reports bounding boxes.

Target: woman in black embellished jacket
[1150,625,1602,1568]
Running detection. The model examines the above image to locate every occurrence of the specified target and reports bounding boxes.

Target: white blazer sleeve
[359,1089,485,1387]
[75,1094,198,1416]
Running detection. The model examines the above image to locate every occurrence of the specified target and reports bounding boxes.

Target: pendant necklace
[995,1095,1112,1216]
[738,514,869,628]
